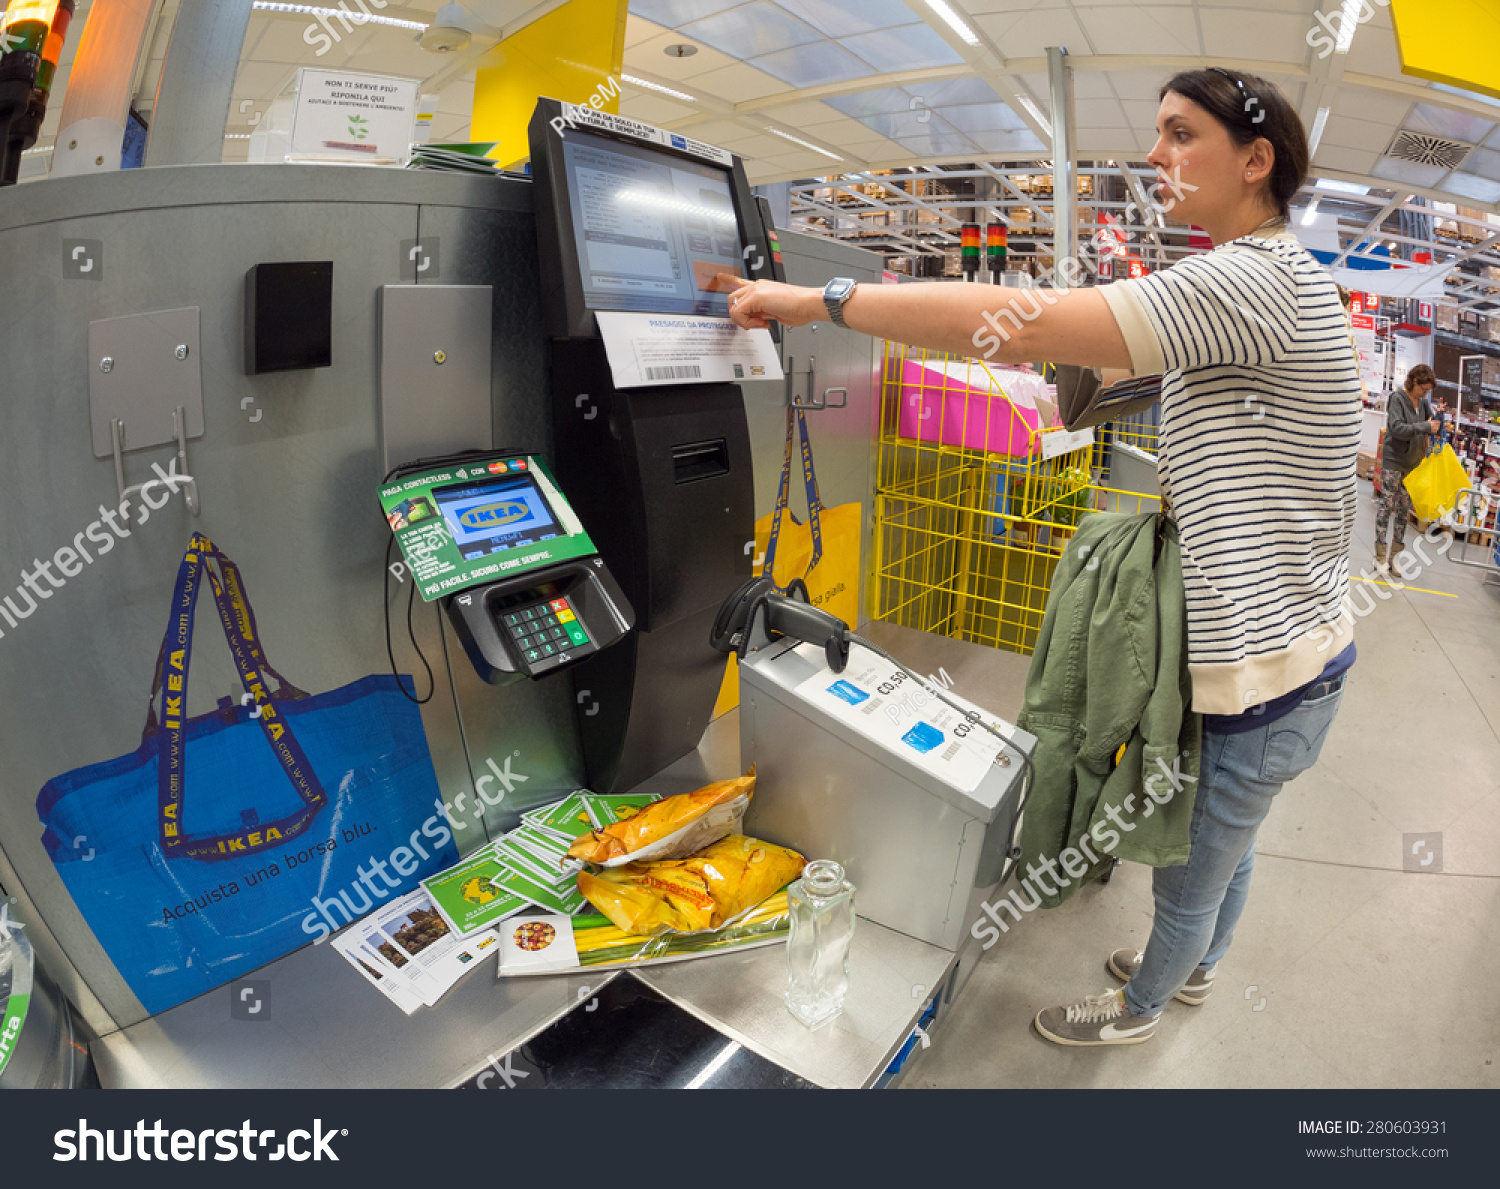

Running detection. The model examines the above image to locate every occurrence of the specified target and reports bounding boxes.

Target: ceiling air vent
[1385,130,1474,170]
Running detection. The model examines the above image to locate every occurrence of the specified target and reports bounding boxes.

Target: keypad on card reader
[501,597,590,666]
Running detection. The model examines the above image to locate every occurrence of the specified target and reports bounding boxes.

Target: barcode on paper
[646,364,702,381]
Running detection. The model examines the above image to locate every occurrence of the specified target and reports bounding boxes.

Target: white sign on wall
[288,69,419,165]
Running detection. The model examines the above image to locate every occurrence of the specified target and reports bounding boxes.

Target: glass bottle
[785,859,856,1030]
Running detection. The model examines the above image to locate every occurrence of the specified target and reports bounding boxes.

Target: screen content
[434,474,562,561]
[561,129,745,317]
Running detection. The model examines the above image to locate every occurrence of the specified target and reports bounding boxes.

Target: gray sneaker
[1034,988,1158,1047]
[1108,948,1216,1005]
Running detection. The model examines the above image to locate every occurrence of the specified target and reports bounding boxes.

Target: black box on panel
[245,261,333,374]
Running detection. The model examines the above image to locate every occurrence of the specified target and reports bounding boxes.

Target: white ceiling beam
[1332,191,1413,267]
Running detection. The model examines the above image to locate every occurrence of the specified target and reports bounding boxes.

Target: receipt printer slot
[672,438,729,484]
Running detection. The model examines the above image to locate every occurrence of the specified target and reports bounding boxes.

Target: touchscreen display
[561,129,745,317]
[434,474,561,561]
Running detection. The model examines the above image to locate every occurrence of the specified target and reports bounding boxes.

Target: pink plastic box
[893,359,1041,457]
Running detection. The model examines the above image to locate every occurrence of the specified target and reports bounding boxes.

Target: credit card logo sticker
[902,722,944,754]
[827,680,869,706]
[458,501,530,530]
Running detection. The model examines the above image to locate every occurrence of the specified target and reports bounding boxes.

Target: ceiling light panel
[939,101,1027,134]
[826,87,926,118]
[917,77,1001,108]
[841,24,964,73]
[966,127,1048,155]
[680,2,820,58]
[1370,155,1450,188]
[621,73,696,102]
[1405,103,1495,147]
[764,125,844,160]
[855,110,966,144]
[895,129,981,157]
[1463,147,1500,183]
[752,41,873,87]
[924,0,980,47]
[1430,82,1500,110]
[1439,172,1500,204]
[627,0,747,25]
[781,0,918,38]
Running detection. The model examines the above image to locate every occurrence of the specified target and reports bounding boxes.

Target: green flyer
[421,848,530,937]
[378,454,598,602]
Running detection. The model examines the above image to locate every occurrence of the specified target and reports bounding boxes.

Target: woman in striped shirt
[727,68,1358,1049]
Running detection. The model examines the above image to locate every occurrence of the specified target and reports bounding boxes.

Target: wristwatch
[823,277,857,328]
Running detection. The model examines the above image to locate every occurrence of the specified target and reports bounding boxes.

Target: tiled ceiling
[612,0,1500,210]
[16,0,1500,230]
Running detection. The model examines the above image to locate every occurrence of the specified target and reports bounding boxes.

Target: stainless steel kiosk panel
[739,639,1033,951]
[378,284,494,474]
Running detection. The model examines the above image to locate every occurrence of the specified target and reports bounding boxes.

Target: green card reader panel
[380,451,634,684]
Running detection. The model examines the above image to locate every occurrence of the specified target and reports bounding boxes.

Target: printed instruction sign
[289,68,419,164]
[596,311,783,389]
[791,641,1007,792]
[378,455,596,602]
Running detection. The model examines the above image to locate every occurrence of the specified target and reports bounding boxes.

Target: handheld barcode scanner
[710,576,851,674]
[380,449,633,686]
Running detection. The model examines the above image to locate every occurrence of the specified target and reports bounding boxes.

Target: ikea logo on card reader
[902,722,944,754]
[827,679,869,706]
[458,501,528,530]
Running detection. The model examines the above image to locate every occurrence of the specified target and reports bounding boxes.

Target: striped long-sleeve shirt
[1099,222,1361,715]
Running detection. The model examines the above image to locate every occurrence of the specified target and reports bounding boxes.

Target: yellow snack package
[577,834,806,936]
[567,766,756,866]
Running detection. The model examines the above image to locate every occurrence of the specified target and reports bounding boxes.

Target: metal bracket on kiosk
[786,355,849,411]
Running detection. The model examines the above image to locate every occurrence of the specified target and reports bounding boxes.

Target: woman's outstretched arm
[721,274,1135,371]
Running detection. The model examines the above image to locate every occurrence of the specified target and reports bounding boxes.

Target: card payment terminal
[379,450,634,684]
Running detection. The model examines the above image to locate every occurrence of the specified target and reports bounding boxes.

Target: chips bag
[577,834,805,936]
[567,767,756,866]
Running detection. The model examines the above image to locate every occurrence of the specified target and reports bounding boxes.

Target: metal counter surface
[93,623,1032,1089]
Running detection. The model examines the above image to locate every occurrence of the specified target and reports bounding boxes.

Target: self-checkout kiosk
[527,98,783,792]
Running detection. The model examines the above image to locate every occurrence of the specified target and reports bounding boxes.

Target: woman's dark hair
[1159,69,1309,219]
[1405,364,1436,392]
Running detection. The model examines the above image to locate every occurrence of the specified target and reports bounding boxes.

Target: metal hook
[111,407,199,517]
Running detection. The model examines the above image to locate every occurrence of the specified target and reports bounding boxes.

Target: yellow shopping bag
[712,407,862,717]
[1403,443,1470,522]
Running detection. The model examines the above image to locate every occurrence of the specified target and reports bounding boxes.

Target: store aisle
[906,482,1500,1088]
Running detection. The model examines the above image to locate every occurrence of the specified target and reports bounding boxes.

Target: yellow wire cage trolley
[872,341,1161,657]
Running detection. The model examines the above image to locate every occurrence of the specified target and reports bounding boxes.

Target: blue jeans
[1122,676,1348,1017]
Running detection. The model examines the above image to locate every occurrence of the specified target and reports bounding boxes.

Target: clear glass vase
[785,859,856,1030]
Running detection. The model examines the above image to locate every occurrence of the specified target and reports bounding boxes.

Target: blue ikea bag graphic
[36,534,457,1015]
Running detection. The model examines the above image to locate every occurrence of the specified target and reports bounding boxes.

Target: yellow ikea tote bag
[713,407,861,716]
[1403,443,1470,523]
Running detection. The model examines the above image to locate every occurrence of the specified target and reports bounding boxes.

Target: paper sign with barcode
[595,311,783,390]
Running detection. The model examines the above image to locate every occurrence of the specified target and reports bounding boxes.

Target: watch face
[827,279,854,299]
